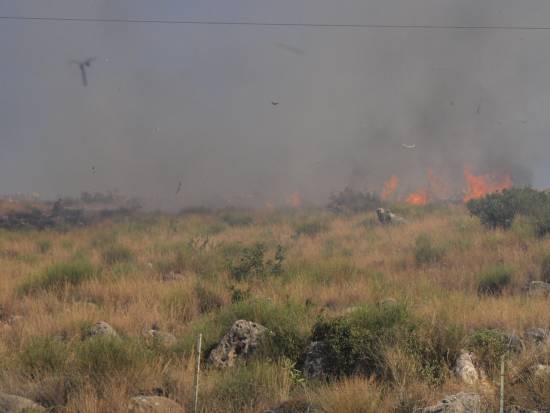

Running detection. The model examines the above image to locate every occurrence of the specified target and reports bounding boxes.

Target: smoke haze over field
[1,1,549,208]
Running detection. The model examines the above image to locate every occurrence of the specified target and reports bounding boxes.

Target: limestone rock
[303,341,328,379]
[533,364,550,379]
[128,396,184,413]
[208,320,269,367]
[454,351,479,385]
[416,393,482,413]
[0,392,46,413]
[376,208,405,225]
[88,321,119,338]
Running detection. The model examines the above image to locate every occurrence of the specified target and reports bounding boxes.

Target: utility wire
[1,15,550,30]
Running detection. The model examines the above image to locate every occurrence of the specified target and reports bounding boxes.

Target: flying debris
[271,101,279,106]
[91,166,96,175]
[176,181,182,195]
[70,58,96,87]
[402,144,416,149]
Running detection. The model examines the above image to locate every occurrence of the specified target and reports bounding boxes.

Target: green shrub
[230,286,252,303]
[310,303,412,379]
[230,243,266,281]
[467,187,550,232]
[467,329,509,376]
[541,255,550,283]
[180,299,310,363]
[477,265,512,295]
[405,321,464,385]
[201,360,291,413]
[102,243,134,265]
[20,337,68,375]
[414,234,444,265]
[36,239,52,254]
[18,257,97,295]
[76,337,150,380]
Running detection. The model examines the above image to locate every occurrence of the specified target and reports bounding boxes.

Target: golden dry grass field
[0,204,548,412]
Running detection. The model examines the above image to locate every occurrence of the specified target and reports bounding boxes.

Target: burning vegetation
[379,166,514,206]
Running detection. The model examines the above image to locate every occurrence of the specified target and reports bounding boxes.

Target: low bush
[20,337,68,376]
[102,243,133,265]
[477,265,512,295]
[18,257,97,295]
[310,303,412,379]
[76,336,151,381]
[230,243,266,281]
[467,329,509,376]
[414,234,444,265]
[181,299,310,363]
[196,284,225,313]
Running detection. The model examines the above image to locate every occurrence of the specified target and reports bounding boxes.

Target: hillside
[0,205,548,412]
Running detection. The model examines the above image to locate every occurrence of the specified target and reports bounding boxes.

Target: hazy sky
[1,1,549,207]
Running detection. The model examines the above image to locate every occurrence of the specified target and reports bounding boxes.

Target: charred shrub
[220,211,253,227]
[310,304,411,380]
[327,187,382,215]
[294,220,327,238]
[477,265,512,295]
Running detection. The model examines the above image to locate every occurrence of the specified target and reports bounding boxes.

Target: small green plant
[102,243,134,265]
[477,265,512,295]
[20,337,67,375]
[18,257,97,295]
[467,329,509,376]
[310,304,411,379]
[36,239,52,254]
[414,234,444,265]
[541,254,550,283]
[230,243,266,281]
[76,337,150,380]
[267,245,285,276]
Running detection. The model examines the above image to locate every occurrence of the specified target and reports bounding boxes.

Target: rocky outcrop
[0,392,46,413]
[533,364,550,379]
[128,396,184,413]
[87,321,119,338]
[454,351,479,385]
[208,320,269,367]
[416,393,482,413]
[303,341,328,379]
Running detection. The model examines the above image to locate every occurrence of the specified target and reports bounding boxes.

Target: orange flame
[288,191,302,208]
[381,175,399,200]
[463,167,513,202]
[406,188,428,205]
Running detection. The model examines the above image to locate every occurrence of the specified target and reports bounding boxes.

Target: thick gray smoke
[1,0,549,208]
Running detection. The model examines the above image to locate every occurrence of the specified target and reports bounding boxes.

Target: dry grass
[0,205,549,412]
